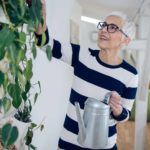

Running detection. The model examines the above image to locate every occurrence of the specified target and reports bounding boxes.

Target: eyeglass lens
[98,22,119,33]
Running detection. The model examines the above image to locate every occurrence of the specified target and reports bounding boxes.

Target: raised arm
[34,0,49,46]
[36,0,47,34]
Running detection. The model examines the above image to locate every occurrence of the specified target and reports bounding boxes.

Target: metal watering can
[75,92,112,149]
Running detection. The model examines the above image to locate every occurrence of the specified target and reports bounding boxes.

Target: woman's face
[97,15,129,51]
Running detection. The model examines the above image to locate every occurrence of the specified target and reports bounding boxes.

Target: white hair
[106,11,136,40]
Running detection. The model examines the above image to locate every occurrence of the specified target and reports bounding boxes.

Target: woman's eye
[102,24,105,28]
[110,25,116,30]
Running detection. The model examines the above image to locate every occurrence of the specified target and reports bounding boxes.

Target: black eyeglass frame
[97,22,128,38]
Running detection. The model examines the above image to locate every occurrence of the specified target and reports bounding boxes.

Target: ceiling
[77,0,145,20]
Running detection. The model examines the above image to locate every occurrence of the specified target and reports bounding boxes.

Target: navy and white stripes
[36,31,138,150]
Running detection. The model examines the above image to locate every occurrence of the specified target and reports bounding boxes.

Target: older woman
[36,1,138,150]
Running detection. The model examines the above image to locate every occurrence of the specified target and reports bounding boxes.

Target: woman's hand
[109,91,123,116]
[41,0,47,22]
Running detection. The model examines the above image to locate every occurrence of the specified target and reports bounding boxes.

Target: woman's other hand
[109,91,123,116]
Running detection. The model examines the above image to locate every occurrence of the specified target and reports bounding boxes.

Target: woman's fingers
[109,91,123,116]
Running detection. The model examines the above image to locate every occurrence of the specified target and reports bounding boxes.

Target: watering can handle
[102,92,112,104]
[102,92,114,119]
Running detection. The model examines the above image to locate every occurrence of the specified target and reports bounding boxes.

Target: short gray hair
[106,11,136,40]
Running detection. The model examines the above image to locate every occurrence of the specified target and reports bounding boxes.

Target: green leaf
[18,71,26,88]
[24,59,33,81]
[40,124,44,131]
[0,71,4,86]
[0,100,3,110]
[0,48,5,60]
[6,0,27,25]
[7,43,20,75]
[22,91,27,101]
[7,83,22,108]
[3,97,11,114]
[32,43,37,59]
[25,81,31,93]
[41,17,44,27]
[28,144,37,150]
[33,0,42,22]
[17,50,25,63]
[38,81,41,93]
[41,31,46,47]
[34,93,38,104]
[2,123,19,148]
[27,21,36,32]
[19,0,26,17]
[25,128,33,145]
[28,99,32,112]
[31,123,37,129]
[0,27,16,51]
[9,63,18,76]
[19,32,26,44]
[3,74,8,93]
[29,0,42,27]
[46,45,52,61]
[8,43,17,63]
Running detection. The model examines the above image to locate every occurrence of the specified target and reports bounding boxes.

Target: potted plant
[0,0,51,149]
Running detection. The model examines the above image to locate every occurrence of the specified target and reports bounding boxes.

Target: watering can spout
[75,102,86,143]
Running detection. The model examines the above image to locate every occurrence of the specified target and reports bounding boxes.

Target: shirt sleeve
[111,73,138,122]
[35,28,49,46]
[35,28,80,67]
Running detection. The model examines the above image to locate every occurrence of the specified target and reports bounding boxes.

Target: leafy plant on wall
[0,0,51,149]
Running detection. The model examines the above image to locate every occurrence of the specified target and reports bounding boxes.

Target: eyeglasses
[97,22,128,38]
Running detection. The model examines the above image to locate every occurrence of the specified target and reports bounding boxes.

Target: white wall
[31,0,82,150]
[80,21,99,50]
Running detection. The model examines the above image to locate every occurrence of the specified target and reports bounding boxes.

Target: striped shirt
[36,29,138,150]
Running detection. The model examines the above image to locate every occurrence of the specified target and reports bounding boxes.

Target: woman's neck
[99,49,122,65]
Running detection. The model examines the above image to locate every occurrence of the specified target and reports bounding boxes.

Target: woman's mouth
[99,35,109,41]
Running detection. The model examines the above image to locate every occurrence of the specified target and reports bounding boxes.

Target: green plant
[0,123,19,149]
[0,0,51,149]
[25,122,44,150]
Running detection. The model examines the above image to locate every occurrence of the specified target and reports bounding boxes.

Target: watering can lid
[85,97,110,110]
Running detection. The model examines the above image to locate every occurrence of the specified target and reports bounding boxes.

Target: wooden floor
[117,121,150,150]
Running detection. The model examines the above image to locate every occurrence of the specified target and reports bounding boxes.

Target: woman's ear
[120,37,131,49]
[124,37,131,46]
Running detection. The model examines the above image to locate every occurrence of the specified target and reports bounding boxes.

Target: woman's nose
[101,26,108,32]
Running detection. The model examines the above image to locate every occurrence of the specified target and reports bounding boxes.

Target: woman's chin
[97,43,108,50]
